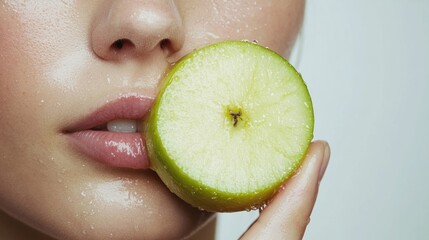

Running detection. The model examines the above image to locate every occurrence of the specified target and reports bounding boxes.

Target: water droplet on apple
[258,202,268,212]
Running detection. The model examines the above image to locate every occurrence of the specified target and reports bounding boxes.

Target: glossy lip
[64,95,154,169]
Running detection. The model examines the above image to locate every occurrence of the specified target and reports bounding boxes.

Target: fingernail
[318,142,330,183]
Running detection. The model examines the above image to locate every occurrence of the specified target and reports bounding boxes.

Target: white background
[216,1,429,239]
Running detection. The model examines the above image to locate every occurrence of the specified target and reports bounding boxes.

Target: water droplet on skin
[81,191,86,197]
[90,225,95,230]
[57,178,63,183]
[81,230,87,235]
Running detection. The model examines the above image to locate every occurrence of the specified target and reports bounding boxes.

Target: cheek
[0,2,87,92]
[0,3,79,161]
[0,2,94,147]
[177,0,304,58]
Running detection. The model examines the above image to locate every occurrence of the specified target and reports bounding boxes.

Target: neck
[186,216,217,240]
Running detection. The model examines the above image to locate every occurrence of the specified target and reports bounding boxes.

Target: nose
[91,0,184,60]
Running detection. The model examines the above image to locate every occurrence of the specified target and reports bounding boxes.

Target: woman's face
[0,1,304,239]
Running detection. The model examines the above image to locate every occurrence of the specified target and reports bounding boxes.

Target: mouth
[64,95,154,169]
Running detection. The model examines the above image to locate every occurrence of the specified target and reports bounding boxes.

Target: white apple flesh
[145,41,314,212]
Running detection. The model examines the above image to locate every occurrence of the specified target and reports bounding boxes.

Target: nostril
[160,38,173,55]
[112,39,125,49]
[160,39,170,49]
[110,38,134,51]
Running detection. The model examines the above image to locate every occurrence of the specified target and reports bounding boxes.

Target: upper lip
[64,94,154,132]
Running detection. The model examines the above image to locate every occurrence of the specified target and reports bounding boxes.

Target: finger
[241,141,330,240]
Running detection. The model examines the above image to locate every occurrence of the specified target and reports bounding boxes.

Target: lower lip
[68,130,149,169]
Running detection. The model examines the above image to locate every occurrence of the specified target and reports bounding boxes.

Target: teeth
[107,119,138,133]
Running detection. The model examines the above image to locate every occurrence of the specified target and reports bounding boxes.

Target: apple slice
[145,40,313,212]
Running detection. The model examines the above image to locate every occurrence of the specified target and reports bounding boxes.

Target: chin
[2,161,212,240]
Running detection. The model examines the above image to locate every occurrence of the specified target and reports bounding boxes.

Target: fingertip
[318,141,330,183]
[240,140,329,240]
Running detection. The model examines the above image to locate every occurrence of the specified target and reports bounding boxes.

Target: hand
[241,141,330,240]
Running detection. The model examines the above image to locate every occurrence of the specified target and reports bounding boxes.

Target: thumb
[240,141,330,240]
